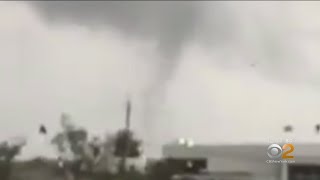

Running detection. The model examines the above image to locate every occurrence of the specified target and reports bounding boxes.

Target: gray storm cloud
[30,2,202,147]
[3,1,320,159]
[31,1,200,73]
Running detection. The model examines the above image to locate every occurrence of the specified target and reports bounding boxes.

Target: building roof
[162,143,320,161]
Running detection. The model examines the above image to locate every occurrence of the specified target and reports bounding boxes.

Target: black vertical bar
[125,99,131,130]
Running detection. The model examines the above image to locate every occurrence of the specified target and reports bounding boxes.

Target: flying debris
[316,124,320,134]
[39,124,47,135]
[284,125,293,132]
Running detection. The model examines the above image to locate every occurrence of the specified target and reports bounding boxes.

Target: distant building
[163,142,320,180]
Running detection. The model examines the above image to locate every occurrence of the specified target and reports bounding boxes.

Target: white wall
[208,156,281,179]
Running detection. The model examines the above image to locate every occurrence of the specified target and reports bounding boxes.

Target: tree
[113,129,141,158]
[0,137,26,180]
[113,129,142,173]
[51,113,103,180]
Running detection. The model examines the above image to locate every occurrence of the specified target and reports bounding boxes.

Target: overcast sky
[2,1,320,159]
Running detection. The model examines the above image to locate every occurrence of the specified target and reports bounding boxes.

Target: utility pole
[125,98,131,130]
[119,98,132,174]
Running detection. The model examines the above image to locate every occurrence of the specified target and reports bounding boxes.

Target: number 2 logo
[267,143,295,159]
[282,144,294,159]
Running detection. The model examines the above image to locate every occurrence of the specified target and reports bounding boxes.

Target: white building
[162,142,320,180]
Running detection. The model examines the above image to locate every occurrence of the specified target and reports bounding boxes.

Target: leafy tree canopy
[113,129,142,158]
